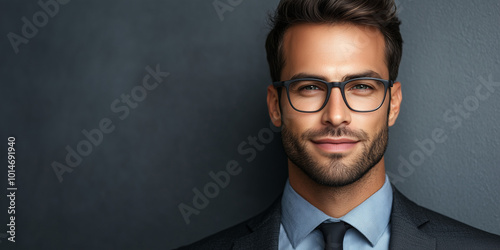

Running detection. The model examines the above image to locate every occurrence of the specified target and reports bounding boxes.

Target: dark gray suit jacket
[177,188,500,249]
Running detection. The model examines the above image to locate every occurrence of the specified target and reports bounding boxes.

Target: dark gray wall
[386,0,500,237]
[0,0,498,249]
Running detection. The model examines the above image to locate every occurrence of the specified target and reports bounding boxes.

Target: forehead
[281,23,388,81]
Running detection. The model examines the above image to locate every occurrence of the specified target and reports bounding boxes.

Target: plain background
[0,0,499,249]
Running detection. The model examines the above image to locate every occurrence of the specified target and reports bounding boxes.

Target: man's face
[267,23,402,187]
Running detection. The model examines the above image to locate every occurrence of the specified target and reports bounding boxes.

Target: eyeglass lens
[287,79,386,112]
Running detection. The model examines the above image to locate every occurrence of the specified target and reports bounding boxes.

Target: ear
[267,85,282,127]
[388,81,402,127]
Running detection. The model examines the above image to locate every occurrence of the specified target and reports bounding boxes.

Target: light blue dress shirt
[279,175,393,250]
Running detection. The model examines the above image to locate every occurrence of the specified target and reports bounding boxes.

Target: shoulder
[392,187,500,248]
[175,196,282,250]
[174,219,253,250]
[418,204,500,247]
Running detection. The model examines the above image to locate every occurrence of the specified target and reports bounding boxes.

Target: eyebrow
[289,70,383,82]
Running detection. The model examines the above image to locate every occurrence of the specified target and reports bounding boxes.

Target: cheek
[352,110,388,136]
[359,95,391,129]
[282,109,321,132]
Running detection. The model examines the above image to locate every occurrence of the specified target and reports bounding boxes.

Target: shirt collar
[281,175,393,248]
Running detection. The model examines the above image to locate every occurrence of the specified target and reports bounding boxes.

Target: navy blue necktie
[317,222,351,250]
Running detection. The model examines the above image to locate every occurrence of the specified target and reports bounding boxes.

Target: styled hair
[265,0,403,82]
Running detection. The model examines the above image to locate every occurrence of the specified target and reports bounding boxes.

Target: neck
[288,157,386,218]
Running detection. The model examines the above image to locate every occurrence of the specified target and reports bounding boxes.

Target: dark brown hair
[265,0,403,82]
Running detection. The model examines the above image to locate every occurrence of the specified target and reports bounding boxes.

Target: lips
[311,138,359,153]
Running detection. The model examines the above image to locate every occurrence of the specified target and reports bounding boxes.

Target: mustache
[301,127,368,141]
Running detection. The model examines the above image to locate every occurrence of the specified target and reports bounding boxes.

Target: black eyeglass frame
[273,77,394,113]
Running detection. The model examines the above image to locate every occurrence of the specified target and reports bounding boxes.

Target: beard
[281,123,388,187]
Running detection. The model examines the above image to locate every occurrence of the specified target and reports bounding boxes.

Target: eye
[301,85,320,91]
[351,84,373,90]
[289,80,326,95]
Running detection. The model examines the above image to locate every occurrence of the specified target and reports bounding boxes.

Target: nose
[321,88,351,127]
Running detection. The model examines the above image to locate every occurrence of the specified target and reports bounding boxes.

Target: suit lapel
[232,197,282,250]
[389,188,436,250]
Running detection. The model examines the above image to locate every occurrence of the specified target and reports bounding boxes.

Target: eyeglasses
[273,77,394,113]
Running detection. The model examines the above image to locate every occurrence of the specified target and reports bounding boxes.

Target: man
[178,0,500,249]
